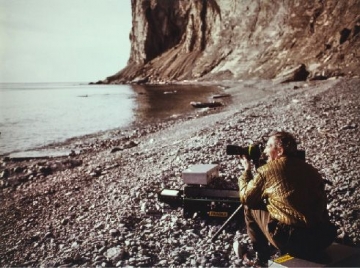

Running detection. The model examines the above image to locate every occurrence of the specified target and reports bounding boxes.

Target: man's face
[264,136,283,162]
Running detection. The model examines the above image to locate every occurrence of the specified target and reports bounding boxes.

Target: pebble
[109,229,120,237]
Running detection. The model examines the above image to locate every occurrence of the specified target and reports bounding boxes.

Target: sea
[0,82,222,155]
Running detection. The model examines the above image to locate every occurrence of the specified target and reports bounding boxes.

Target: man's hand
[239,155,251,171]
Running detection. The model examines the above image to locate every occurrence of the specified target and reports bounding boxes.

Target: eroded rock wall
[106,0,360,84]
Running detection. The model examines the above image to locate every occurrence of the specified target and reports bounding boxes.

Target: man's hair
[271,131,298,156]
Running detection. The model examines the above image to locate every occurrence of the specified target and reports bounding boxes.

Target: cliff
[104,0,360,84]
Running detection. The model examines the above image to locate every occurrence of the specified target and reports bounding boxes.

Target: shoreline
[1,82,227,157]
[1,78,359,266]
[2,78,301,157]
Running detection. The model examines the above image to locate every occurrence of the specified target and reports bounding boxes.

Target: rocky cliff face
[105,0,360,84]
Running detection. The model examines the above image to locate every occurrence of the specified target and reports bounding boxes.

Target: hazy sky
[0,0,132,83]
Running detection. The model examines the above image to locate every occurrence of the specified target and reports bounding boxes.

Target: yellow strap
[274,254,294,263]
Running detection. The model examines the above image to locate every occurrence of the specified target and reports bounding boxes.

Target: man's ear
[277,147,284,157]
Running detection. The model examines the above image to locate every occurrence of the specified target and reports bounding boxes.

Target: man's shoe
[243,249,268,267]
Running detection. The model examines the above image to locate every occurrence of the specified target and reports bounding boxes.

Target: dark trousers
[244,205,275,259]
[244,206,337,258]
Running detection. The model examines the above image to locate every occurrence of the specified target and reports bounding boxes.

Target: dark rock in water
[190,101,223,108]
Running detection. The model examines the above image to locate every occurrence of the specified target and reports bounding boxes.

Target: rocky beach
[0,78,359,267]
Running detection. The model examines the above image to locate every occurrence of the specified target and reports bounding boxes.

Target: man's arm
[238,164,265,208]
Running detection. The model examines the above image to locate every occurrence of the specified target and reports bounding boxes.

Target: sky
[0,0,132,83]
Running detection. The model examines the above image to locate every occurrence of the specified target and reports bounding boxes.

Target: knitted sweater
[239,156,330,227]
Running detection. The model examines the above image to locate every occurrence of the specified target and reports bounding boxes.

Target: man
[237,131,337,265]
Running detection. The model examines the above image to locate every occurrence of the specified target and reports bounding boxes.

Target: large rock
[274,64,310,83]
[106,0,360,84]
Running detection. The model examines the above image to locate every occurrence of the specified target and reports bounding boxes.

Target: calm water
[0,83,221,154]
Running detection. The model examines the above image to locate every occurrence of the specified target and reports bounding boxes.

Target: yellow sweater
[239,156,329,227]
